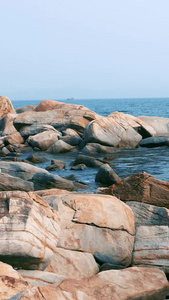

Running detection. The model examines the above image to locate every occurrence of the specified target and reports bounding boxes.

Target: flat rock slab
[0,191,60,269]
[0,172,34,191]
[133,225,169,274]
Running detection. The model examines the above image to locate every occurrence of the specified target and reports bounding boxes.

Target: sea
[12,98,169,193]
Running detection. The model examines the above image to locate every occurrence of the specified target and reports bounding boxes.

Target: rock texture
[0,172,34,191]
[14,100,100,133]
[0,191,60,269]
[57,193,135,267]
[0,96,15,118]
[27,130,60,150]
[139,115,169,136]
[105,172,169,208]
[18,270,65,286]
[126,201,169,226]
[45,247,99,279]
[133,225,169,275]
[95,164,121,185]
[83,112,155,148]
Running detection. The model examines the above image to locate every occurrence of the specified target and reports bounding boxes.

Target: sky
[0,0,169,100]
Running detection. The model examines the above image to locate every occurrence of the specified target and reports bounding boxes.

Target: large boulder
[0,172,34,191]
[56,193,135,267]
[27,130,60,151]
[52,267,169,300]
[19,124,60,138]
[83,112,155,148]
[47,140,75,153]
[139,115,169,136]
[1,113,18,136]
[95,164,121,185]
[105,172,169,208]
[13,100,100,133]
[45,247,99,279]
[0,96,15,118]
[0,161,49,180]
[32,172,74,191]
[126,201,169,226]
[0,191,60,269]
[81,142,117,154]
[139,136,169,147]
[132,225,169,275]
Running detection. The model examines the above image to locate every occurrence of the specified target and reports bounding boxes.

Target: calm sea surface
[12,98,169,192]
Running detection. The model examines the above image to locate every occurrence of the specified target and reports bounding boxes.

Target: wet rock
[105,172,169,208]
[46,160,66,171]
[71,163,87,170]
[0,191,60,270]
[0,172,34,191]
[0,96,15,118]
[73,154,105,168]
[27,130,60,151]
[132,225,169,275]
[139,136,169,147]
[99,262,125,271]
[82,142,117,154]
[25,154,46,164]
[95,164,121,185]
[45,247,99,279]
[32,172,74,191]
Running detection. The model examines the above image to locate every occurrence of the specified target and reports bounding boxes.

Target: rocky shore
[0,96,169,299]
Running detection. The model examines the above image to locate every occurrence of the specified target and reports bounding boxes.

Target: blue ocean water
[12,98,169,192]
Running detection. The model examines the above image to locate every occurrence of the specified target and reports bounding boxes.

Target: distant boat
[67,97,74,100]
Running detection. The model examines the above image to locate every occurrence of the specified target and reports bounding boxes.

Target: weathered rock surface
[1,113,18,136]
[0,191,60,269]
[18,270,65,286]
[83,112,156,148]
[139,115,169,136]
[27,130,60,151]
[139,136,169,147]
[19,124,60,138]
[126,201,169,226]
[47,139,75,153]
[4,131,24,145]
[32,172,74,191]
[0,172,34,191]
[0,161,49,180]
[132,225,169,274]
[45,247,99,279]
[0,276,31,300]
[0,262,23,279]
[81,142,117,154]
[14,100,100,133]
[46,160,66,171]
[9,267,169,300]
[105,172,169,208]
[57,193,135,267]
[0,96,15,118]
[25,154,46,164]
[95,164,121,185]
[73,154,106,168]
[54,267,169,300]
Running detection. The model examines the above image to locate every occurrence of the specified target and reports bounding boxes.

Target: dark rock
[139,136,169,147]
[32,172,74,191]
[73,154,105,168]
[71,164,87,171]
[0,172,34,191]
[46,160,66,171]
[99,263,125,272]
[95,164,121,185]
[26,154,46,164]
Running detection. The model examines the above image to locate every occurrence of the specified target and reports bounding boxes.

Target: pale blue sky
[0,0,169,100]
